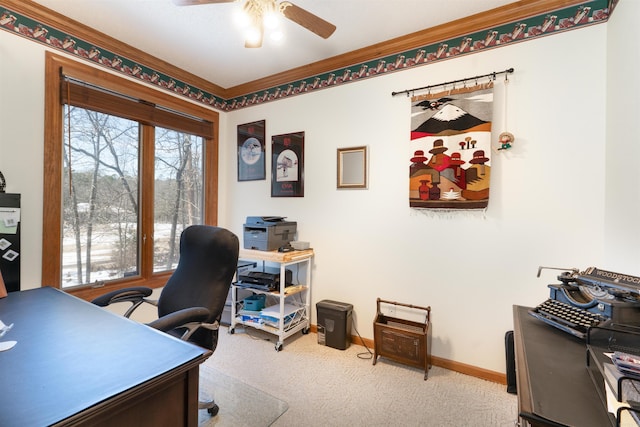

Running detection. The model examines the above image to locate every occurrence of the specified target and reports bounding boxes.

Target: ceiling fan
[172,0,336,48]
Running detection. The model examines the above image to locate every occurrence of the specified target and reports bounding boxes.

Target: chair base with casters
[91,225,240,417]
[199,398,219,416]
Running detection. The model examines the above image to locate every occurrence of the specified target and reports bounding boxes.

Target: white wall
[605,0,640,273]
[0,30,45,291]
[223,26,608,372]
[0,18,621,374]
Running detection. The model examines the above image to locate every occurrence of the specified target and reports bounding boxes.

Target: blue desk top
[0,287,207,426]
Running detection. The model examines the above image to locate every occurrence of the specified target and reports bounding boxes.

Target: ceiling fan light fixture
[173,0,334,48]
[245,25,262,44]
[263,10,280,30]
[244,38,262,48]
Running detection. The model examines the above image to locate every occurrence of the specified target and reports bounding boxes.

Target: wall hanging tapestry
[409,82,494,211]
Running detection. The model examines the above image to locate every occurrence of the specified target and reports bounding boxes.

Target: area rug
[198,364,288,427]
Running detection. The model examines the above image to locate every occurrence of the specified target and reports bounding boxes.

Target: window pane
[62,107,140,288]
[153,128,204,272]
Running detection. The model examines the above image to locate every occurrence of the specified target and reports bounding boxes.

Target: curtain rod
[391,67,514,97]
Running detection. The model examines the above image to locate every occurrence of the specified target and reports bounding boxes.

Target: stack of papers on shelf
[260,304,300,327]
[238,310,262,323]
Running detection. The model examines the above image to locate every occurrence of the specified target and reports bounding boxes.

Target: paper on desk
[0,341,16,351]
[0,319,15,351]
[0,208,19,234]
[0,320,12,337]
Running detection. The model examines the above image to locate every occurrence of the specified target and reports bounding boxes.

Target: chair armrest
[147,307,211,334]
[91,287,153,307]
[91,287,155,318]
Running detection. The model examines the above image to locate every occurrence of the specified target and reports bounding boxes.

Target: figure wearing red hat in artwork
[445,152,467,189]
[462,150,491,200]
[410,150,439,201]
[427,139,451,172]
[435,151,467,200]
[410,150,428,174]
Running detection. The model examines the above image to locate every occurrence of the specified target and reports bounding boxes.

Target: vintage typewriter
[530,266,640,339]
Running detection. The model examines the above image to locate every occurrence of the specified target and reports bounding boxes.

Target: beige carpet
[200,326,518,426]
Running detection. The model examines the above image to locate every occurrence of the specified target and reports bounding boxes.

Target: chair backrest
[158,225,239,350]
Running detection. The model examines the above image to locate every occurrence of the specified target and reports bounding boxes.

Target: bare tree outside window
[154,127,203,272]
[62,107,139,287]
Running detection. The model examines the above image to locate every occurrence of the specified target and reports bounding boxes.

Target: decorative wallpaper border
[1,0,613,111]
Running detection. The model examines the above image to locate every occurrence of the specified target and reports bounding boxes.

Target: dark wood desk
[513,305,612,427]
[0,287,208,426]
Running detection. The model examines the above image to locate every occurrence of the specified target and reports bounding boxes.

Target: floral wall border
[1,0,614,112]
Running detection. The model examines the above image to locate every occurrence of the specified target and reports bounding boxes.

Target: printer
[237,267,293,292]
[243,216,297,251]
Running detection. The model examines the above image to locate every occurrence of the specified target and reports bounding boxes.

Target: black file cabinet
[0,193,20,292]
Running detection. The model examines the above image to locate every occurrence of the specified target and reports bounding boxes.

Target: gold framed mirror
[337,146,367,189]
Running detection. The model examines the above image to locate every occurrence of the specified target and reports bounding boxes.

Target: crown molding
[1,0,227,97]
[1,0,613,110]
[225,0,588,98]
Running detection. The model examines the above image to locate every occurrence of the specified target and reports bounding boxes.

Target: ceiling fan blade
[280,2,336,39]
[172,0,235,6]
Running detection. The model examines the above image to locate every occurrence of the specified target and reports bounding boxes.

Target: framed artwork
[237,120,266,181]
[271,131,304,197]
[337,146,367,189]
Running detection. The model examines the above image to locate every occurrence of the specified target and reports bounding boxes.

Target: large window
[44,53,218,299]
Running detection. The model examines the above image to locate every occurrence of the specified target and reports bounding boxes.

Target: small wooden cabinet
[372,298,431,380]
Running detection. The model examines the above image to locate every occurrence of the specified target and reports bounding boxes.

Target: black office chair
[92,225,239,416]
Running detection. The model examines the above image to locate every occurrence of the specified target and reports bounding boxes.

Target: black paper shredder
[316,300,353,350]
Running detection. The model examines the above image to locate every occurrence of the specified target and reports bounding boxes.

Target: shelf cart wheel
[275,342,283,352]
[228,327,235,334]
[207,403,219,416]
[302,327,310,334]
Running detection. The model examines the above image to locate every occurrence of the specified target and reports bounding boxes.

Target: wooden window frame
[43,52,219,301]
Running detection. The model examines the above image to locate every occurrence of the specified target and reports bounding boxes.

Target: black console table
[513,305,612,426]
